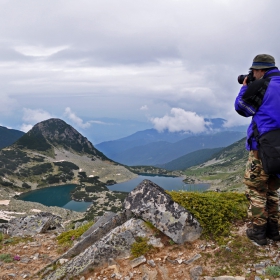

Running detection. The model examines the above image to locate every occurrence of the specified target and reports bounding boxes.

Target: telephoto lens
[237,71,255,85]
[237,75,247,84]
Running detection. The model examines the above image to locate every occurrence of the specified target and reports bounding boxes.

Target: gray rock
[124,180,202,244]
[74,221,82,229]
[189,266,203,280]
[183,253,202,265]
[61,211,129,258]
[147,259,156,267]
[43,219,151,279]
[147,236,163,248]
[130,255,147,268]
[2,212,63,237]
[20,257,30,263]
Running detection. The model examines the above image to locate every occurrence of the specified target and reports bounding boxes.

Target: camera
[237,70,255,85]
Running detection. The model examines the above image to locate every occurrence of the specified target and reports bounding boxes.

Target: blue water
[18,175,209,212]
[108,175,209,192]
[18,184,92,212]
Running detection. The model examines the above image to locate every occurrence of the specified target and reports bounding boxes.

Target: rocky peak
[14,118,107,158]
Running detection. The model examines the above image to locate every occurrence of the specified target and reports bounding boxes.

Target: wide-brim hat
[250,54,276,69]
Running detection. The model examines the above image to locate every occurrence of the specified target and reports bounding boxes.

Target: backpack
[253,124,280,174]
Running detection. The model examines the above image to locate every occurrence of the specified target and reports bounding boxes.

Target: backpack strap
[264,72,280,79]
[252,122,260,141]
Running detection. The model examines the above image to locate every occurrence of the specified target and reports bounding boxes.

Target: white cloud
[0,0,279,140]
[64,107,91,129]
[20,108,53,133]
[140,105,148,110]
[22,108,53,123]
[89,120,116,125]
[20,123,33,132]
[14,45,69,57]
[151,108,209,133]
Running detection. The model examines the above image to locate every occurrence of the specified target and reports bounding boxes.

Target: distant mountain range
[96,130,246,166]
[0,126,24,149]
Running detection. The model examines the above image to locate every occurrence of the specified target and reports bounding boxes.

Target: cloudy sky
[1,0,280,143]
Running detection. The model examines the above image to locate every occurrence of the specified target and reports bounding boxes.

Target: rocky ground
[53,149,137,184]
[1,221,280,280]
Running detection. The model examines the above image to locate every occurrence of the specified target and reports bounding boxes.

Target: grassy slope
[184,137,248,192]
[157,147,223,171]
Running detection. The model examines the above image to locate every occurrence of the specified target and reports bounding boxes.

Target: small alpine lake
[107,174,209,192]
[18,175,209,212]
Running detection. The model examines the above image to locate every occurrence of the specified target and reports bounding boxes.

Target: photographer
[235,54,280,245]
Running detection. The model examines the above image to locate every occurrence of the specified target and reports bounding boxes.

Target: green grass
[57,221,94,246]
[168,191,248,239]
[0,253,13,263]
[266,266,280,277]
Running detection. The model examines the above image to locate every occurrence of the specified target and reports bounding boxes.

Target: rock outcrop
[124,179,202,244]
[0,212,63,237]
[61,211,131,258]
[43,218,155,279]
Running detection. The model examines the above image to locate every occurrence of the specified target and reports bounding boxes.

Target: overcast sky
[1,0,280,142]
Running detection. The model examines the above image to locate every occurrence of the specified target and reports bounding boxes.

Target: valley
[0,118,249,222]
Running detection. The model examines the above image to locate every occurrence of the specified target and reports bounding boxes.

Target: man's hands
[243,76,247,86]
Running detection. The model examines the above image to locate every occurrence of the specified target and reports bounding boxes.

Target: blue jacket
[235,68,280,150]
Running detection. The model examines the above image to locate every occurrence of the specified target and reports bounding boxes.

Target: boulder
[43,218,155,279]
[0,212,63,237]
[123,179,202,244]
[61,211,130,258]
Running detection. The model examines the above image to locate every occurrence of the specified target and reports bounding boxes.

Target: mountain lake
[18,175,209,212]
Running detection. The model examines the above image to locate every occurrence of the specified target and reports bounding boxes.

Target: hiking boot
[267,219,280,241]
[246,223,267,245]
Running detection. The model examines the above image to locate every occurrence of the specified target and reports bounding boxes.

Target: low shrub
[131,236,153,258]
[57,221,93,246]
[0,253,12,263]
[168,191,248,239]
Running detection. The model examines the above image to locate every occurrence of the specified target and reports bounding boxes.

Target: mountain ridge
[0,126,24,149]
[0,118,136,191]
[99,131,246,166]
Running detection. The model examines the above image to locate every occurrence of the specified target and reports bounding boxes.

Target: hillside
[183,137,248,192]
[102,131,246,166]
[0,126,24,149]
[156,147,223,171]
[0,118,136,191]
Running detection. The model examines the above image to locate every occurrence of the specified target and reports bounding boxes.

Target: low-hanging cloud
[64,107,91,129]
[20,108,53,132]
[22,108,53,123]
[151,108,209,133]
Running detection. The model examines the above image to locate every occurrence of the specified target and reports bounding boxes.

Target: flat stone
[183,254,201,265]
[130,255,147,268]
